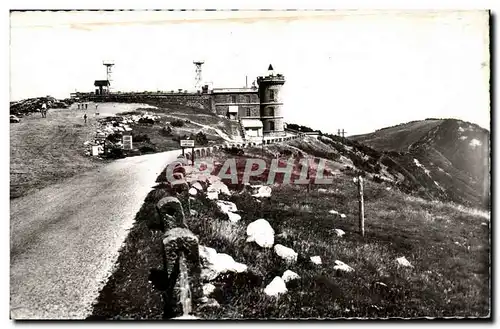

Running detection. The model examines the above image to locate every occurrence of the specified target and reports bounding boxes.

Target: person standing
[83,113,87,124]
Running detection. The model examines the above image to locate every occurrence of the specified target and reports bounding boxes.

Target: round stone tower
[257,64,286,137]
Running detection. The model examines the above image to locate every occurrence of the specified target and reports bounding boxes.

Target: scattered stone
[396,256,413,268]
[252,185,272,198]
[333,229,345,237]
[310,256,322,265]
[481,222,488,226]
[197,298,220,310]
[189,187,198,196]
[385,187,392,191]
[199,245,247,281]
[227,212,241,223]
[374,281,388,288]
[192,181,204,191]
[202,283,216,296]
[208,181,230,196]
[329,209,339,215]
[340,214,347,218]
[206,191,218,200]
[246,219,275,248]
[264,276,288,297]
[282,270,300,283]
[317,188,328,193]
[216,200,238,214]
[333,260,354,273]
[274,244,298,263]
[190,209,198,217]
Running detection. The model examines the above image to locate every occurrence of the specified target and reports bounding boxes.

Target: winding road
[10,149,182,319]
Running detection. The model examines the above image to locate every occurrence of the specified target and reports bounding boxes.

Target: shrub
[132,133,151,143]
[159,125,173,137]
[105,145,125,159]
[106,133,122,144]
[138,117,155,124]
[224,146,244,156]
[139,145,157,154]
[195,131,209,146]
[170,119,184,127]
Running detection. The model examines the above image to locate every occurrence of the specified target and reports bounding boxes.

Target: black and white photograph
[8,9,491,320]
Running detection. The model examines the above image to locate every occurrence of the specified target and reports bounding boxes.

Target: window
[269,90,275,101]
[246,108,251,117]
[269,121,275,131]
[231,95,237,103]
[267,107,274,117]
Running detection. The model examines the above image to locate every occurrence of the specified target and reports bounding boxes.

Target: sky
[9,10,490,135]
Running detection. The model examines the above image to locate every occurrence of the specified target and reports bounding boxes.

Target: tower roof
[268,64,274,71]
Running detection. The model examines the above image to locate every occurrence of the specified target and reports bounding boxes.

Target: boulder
[282,270,300,283]
[227,212,241,223]
[199,245,247,281]
[340,214,347,218]
[264,276,288,297]
[396,256,413,268]
[189,187,198,196]
[329,209,339,215]
[310,256,322,265]
[317,188,328,193]
[216,200,238,214]
[191,181,204,191]
[202,283,216,296]
[246,219,275,248]
[208,181,230,196]
[207,191,218,200]
[333,229,345,237]
[274,244,298,263]
[333,260,354,273]
[252,185,272,198]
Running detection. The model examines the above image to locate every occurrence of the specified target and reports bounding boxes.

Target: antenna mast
[103,60,115,89]
[193,61,205,91]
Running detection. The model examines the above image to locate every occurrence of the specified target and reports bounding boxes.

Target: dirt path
[10,103,157,199]
[10,149,182,319]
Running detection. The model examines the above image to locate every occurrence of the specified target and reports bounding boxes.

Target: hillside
[350,119,490,209]
[89,136,490,319]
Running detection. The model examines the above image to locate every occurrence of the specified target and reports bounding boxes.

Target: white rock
[282,270,300,283]
[481,222,488,226]
[227,212,241,223]
[217,200,238,214]
[192,181,203,191]
[317,188,328,193]
[329,209,339,215]
[207,191,218,200]
[246,219,275,248]
[214,253,247,273]
[189,187,198,196]
[190,209,198,217]
[252,185,272,198]
[274,244,298,263]
[264,276,288,297]
[310,256,322,265]
[340,214,347,218]
[396,256,413,268]
[333,260,354,273]
[375,281,387,287]
[333,229,345,237]
[386,187,392,191]
[208,181,230,196]
[202,283,216,296]
[199,245,218,266]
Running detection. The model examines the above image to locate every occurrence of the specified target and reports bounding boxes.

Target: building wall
[213,92,260,118]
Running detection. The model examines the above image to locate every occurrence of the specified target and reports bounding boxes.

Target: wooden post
[182,147,185,156]
[191,147,195,166]
[178,252,192,316]
[357,176,365,237]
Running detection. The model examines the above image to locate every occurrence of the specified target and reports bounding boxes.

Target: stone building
[212,64,286,137]
[257,64,286,137]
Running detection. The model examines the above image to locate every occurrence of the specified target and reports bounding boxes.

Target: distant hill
[350,119,490,209]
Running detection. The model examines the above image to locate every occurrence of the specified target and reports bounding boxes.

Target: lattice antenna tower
[193,61,205,91]
[103,61,115,86]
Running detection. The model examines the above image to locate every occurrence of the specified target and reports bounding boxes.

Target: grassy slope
[350,120,444,152]
[89,143,489,319]
[10,109,108,199]
[194,149,490,318]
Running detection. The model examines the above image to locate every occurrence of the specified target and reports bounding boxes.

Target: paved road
[10,149,182,319]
